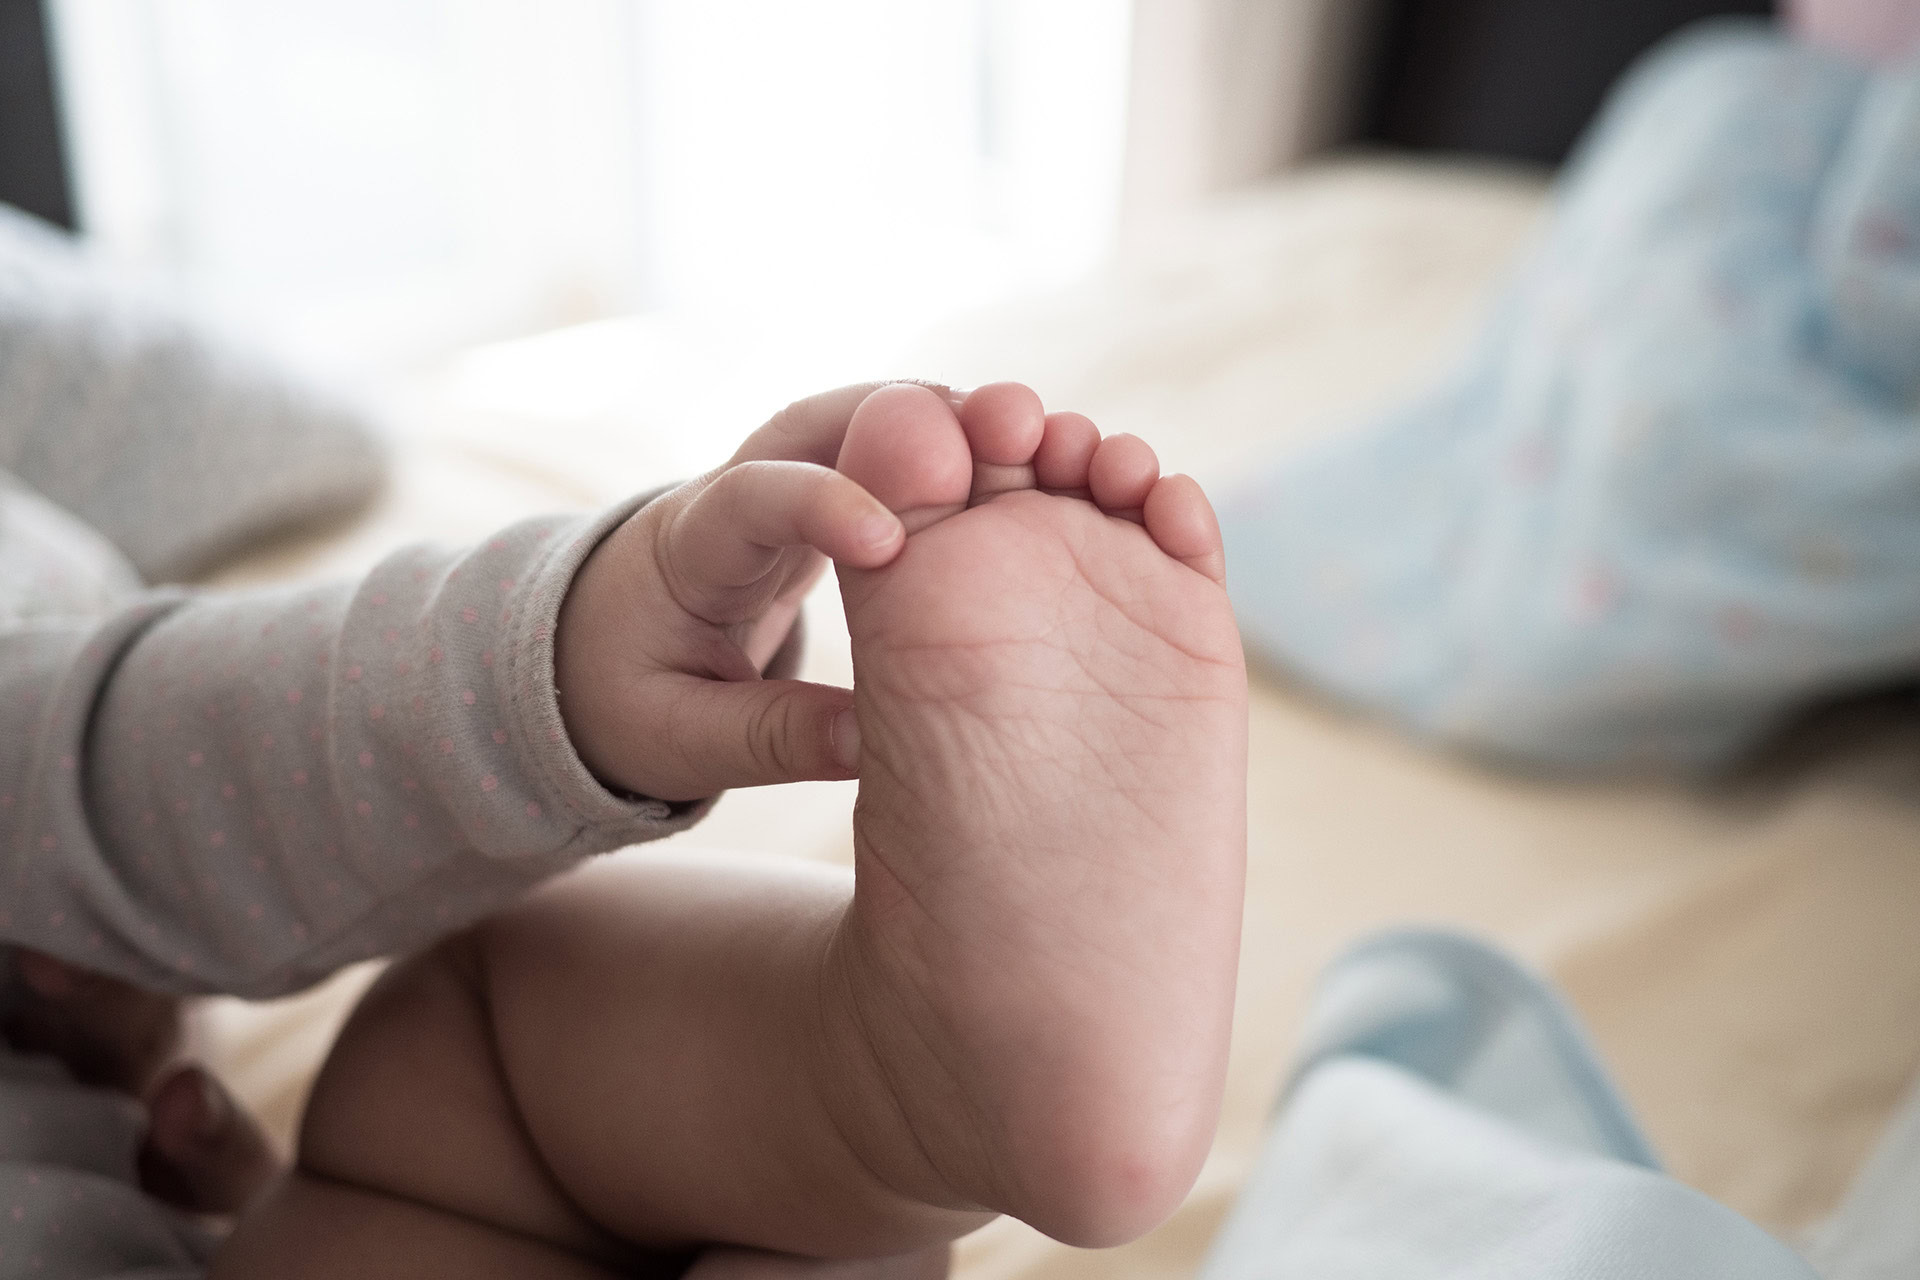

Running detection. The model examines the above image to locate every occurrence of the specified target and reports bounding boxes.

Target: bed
[191,150,1920,1276]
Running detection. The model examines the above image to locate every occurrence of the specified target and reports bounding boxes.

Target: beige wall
[1121,0,1388,230]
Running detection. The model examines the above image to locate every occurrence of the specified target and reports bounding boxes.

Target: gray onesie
[0,473,702,1277]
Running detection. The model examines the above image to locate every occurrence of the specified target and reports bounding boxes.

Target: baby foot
[828,384,1247,1247]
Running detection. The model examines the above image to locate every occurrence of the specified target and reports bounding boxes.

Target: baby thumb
[649,676,860,799]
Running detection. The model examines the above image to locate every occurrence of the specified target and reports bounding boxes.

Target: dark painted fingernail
[193,1071,229,1143]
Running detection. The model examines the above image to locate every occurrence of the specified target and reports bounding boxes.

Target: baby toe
[1142,473,1226,583]
[1088,433,1159,514]
[1034,412,1100,494]
[836,383,974,533]
[960,382,1049,504]
[957,382,1046,466]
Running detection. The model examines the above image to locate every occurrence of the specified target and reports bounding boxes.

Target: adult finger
[138,1063,284,1215]
[6,950,181,1095]
[733,381,967,468]
[669,462,903,599]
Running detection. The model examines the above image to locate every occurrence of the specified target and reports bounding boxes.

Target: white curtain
[48,0,1133,375]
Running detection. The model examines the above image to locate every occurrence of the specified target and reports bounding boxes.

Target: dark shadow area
[1712,684,1920,810]
[0,0,74,229]
[1359,0,1775,166]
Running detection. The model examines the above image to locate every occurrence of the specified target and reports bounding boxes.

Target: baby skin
[213,384,1248,1278]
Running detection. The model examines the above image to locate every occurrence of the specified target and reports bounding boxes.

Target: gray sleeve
[0,494,710,998]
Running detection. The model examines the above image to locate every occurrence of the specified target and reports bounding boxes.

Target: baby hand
[555,383,950,802]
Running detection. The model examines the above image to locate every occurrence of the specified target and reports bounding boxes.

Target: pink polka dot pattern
[4,495,696,1027]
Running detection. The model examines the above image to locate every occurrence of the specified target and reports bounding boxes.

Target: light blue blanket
[1197,930,1919,1278]
[1221,21,1920,770]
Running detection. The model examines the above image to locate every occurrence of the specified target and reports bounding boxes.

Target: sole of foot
[828,382,1247,1247]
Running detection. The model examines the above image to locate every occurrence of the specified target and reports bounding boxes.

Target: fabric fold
[1197,930,1819,1279]
[1222,22,1920,772]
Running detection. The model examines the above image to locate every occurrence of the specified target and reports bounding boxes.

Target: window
[50,0,1132,376]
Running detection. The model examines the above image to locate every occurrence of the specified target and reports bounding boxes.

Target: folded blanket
[1221,20,1920,770]
[1194,932,1832,1278]
[0,206,387,584]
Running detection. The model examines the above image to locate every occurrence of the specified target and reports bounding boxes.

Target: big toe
[836,383,974,534]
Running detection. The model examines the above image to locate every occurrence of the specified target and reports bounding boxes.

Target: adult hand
[6,948,179,1094]
[138,1061,283,1215]
[6,950,282,1215]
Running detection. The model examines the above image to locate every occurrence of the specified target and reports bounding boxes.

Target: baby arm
[0,382,926,1000]
[1,502,681,1000]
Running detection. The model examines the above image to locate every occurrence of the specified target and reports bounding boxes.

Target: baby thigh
[459,850,976,1256]
[213,914,669,1278]
[213,1172,645,1279]
[215,850,970,1275]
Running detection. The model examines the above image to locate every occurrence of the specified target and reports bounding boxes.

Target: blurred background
[44,0,1134,374]
[11,0,1763,453]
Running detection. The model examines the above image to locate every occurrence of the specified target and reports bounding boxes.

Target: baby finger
[670,462,904,602]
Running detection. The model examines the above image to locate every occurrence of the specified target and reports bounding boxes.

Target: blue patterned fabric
[1221,21,1920,770]
[1196,931,1820,1279]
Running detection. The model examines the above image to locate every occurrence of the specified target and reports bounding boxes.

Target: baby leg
[216,852,984,1278]
[216,382,1245,1274]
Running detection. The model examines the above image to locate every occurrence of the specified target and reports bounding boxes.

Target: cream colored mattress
[197,157,1920,1275]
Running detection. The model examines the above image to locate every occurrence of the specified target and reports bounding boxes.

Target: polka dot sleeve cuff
[0,492,709,998]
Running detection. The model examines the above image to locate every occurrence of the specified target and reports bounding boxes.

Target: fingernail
[860,514,901,549]
[830,707,861,771]
[193,1070,229,1144]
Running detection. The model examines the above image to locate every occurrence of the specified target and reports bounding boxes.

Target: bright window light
[48,0,1132,377]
